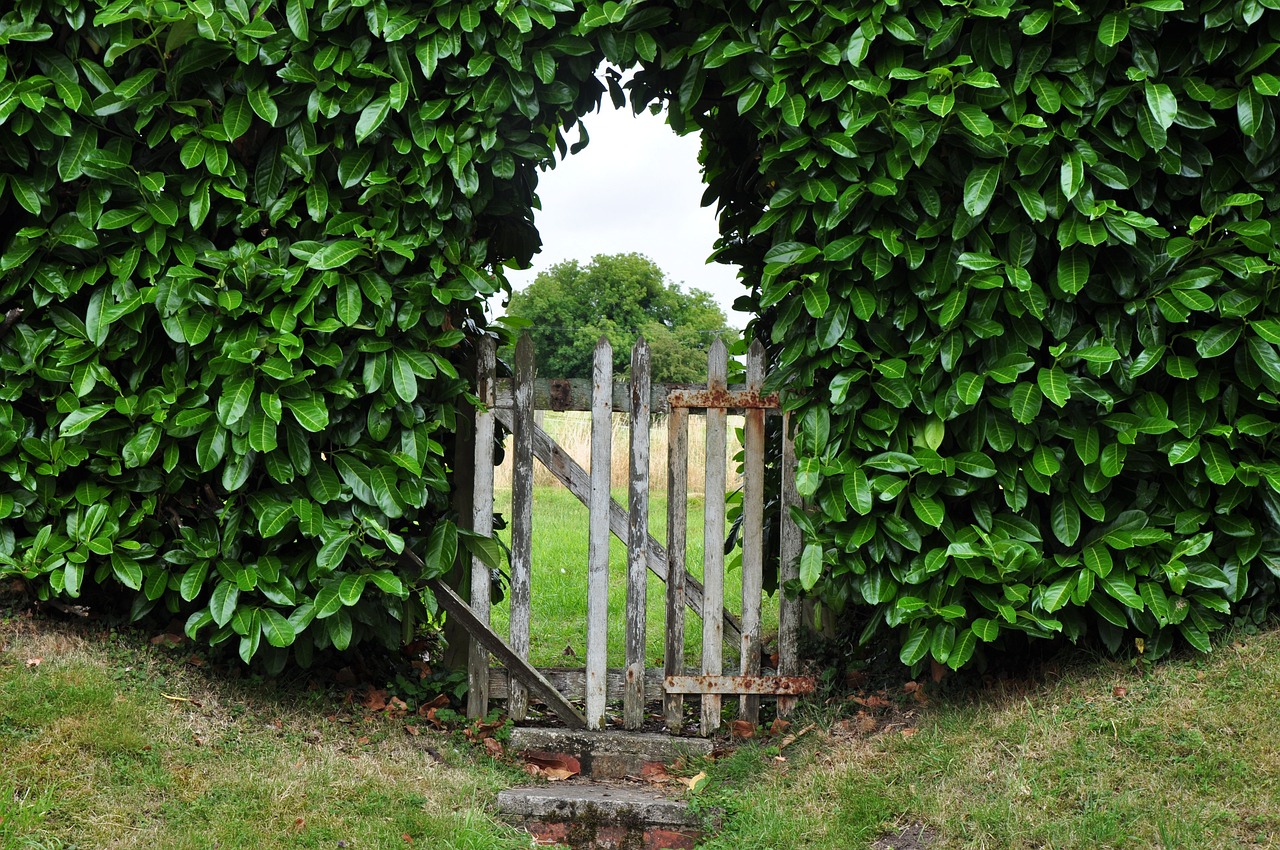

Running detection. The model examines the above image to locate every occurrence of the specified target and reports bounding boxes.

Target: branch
[0,307,23,341]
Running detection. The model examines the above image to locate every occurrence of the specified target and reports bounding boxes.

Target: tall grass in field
[488,411,779,671]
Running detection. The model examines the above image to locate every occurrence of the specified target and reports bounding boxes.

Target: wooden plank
[424,577,587,728]
[490,408,744,645]
[494,378,780,415]
[777,409,802,717]
[701,337,728,736]
[508,332,534,721]
[586,337,612,731]
[664,406,689,732]
[665,675,816,697]
[487,666,674,702]
[467,336,495,720]
[624,337,651,730]
[739,340,766,724]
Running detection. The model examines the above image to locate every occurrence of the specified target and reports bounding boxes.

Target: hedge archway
[2,0,1278,671]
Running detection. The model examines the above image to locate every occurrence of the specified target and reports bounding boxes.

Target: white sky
[493,103,750,330]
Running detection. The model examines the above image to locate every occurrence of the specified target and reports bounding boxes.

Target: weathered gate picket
[462,333,812,735]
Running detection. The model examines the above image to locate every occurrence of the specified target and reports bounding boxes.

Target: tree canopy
[505,253,732,383]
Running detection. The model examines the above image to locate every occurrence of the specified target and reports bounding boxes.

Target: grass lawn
[0,614,529,850]
[488,485,780,670]
[3,594,1277,849]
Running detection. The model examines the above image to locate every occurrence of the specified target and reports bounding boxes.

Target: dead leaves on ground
[521,750,581,781]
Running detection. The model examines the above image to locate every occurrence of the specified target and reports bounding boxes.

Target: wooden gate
[438,332,812,735]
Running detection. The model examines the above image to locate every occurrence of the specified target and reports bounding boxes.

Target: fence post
[777,408,802,716]
[739,340,766,723]
[624,337,651,730]
[664,403,689,732]
[701,337,728,736]
[508,332,535,721]
[586,337,613,730]
[467,335,496,720]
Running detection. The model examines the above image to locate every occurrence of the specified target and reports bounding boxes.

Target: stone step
[498,783,705,849]
[508,728,715,780]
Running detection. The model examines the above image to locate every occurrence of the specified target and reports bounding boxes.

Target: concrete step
[497,783,705,849]
[509,728,714,781]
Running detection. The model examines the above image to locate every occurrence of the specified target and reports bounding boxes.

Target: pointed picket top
[707,336,728,388]
[747,339,767,378]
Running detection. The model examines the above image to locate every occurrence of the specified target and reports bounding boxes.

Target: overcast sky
[493,103,751,329]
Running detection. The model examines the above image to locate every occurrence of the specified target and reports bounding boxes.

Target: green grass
[4,592,1279,849]
[489,485,780,670]
[693,627,1280,849]
[0,621,528,850]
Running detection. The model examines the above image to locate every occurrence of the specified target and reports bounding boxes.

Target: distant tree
[505,253,733,382]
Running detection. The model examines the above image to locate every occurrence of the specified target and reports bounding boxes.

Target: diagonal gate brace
[403,551,587,728]
[493,408,743,645]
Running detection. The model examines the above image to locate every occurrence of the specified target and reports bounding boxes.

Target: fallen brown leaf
[404,724,420,736]
[1113,686,1128,698]
[362,688,388,711]
[542,768,575,781]
[357,736,370,746]
[482,737,504,757]
[729,720,755,739]
[679,771,708,792]
[522,750,580,778]
[25,657,41,668]
[769,718,792,737]
[640,762,673,784]
[292,817,305,833]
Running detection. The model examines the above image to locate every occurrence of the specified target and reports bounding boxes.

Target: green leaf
[781,94,806,127]
[1253,318,1280,344]
[313,582,343,618]
[1060,151,1084,200]
[356,96,392,143]
[1057,251,1090,294]
[338,573,368,606]
[1051,497,1081,546]
[287,396,329,432]
[111,554,143,591]
[1196,324,1241,358]
[122,424,162,468]
[259,608,297,647]
[910,493,944,528]
[1037,367,1071,407]
[423,520,459,578]
[285,0,310,41]
[899,625,930,666]
[316,535,352,573]
[309,241,365,270]
[796,457,821,498]
[328,610,353,651]
[247,85,278,126]
[1238,86,1263,137]
[1201,441,1234,485]
[963,164,1000,217]
[972,618,1000,641]
[1098,10,1129,45]
[799,543,823,590]
[211,581,240,627]
[223,95,252,141]
[1101,574,1144,610]
[1144,82,1178,130]
[843,468,873,515]
[1010,382,1043,424]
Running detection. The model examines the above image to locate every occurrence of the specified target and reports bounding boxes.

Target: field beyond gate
[460,334,814,735]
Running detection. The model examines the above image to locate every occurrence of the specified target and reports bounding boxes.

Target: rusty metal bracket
[666,388,779,410]
[664,674,816,696]
[549,378,572,411]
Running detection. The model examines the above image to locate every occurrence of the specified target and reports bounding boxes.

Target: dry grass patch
[0,615,528,850]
